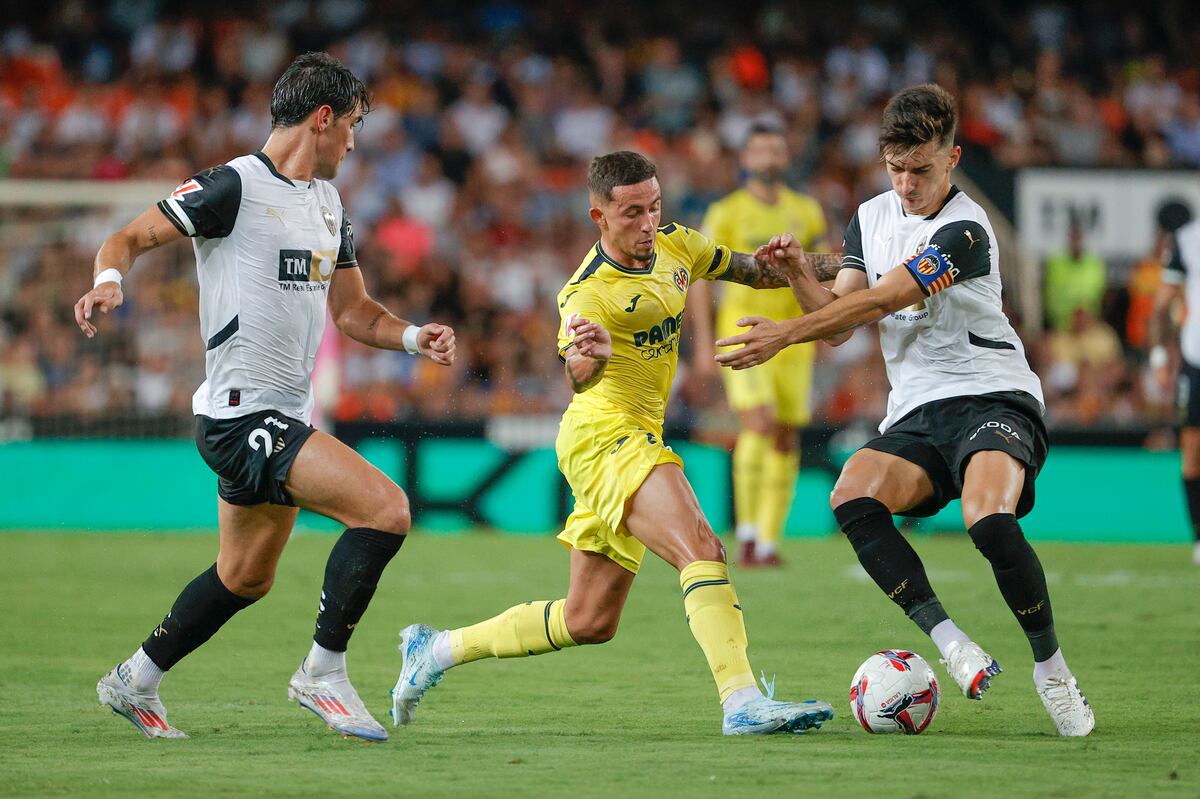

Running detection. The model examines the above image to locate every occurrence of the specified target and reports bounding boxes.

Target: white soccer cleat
[287,662,388,742]
[1037,674,1095,736]
[97,666,188,740]
[940,641,1002,700]
[721,675,834,736]
[390,623,445,726]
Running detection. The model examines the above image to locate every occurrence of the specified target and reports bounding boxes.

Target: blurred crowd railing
[2,0,1197,439]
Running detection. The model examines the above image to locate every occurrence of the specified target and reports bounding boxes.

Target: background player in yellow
[690,123,829,567]
[389,151,834,736]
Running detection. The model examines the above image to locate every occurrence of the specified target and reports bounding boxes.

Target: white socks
[432,630,456,671]
[756,540,777,557]
[735,523,757,543]
[125,647,165,693]
[305,642,346,677]
[930,619,971,660]
[722,685,763,714]
[1033,648,1069,684]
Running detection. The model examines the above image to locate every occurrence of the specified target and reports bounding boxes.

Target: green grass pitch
[1,531,1197,798]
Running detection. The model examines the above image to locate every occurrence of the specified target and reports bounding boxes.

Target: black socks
[1184,478,1200,542]
[967,513,1059,661]
[313,527,405,652]
[141,563,258,670]
[834,498,949,634]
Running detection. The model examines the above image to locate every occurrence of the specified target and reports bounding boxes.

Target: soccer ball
[849,650,940,734]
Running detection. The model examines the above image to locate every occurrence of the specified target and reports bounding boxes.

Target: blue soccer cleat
[722,674,834,736]
[390,623,446,726]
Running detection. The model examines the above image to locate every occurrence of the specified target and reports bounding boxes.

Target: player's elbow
[824,331,854,347]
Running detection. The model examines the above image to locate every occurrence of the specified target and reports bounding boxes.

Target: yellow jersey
[556,223,732,430]
[700,187,827,319]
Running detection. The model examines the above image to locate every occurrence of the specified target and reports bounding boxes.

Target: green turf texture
[1,531,1196,798]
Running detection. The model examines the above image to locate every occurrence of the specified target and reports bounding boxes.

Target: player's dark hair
[270,52,371,129]
[744,120,785,145]
[587,151,657,201]
[878,84,957,159]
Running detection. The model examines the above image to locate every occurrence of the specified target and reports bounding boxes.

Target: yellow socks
[451,599,577,665]
[758,448,799,553]
[680,560,757,703]
[732,430,769,539]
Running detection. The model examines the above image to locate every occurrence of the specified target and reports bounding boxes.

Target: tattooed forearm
[717,252,790,289]
[366,309,386,332]
[147,225,160,248]
[807,253,843,282]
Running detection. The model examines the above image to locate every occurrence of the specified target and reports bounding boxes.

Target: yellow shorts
[717,303,815,426]
[554,407,683,574]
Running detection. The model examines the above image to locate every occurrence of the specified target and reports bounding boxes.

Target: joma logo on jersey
[633,311,684,348]
[277,249,335,284]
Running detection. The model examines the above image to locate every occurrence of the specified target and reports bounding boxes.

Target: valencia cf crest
[321,206,337,236]
[673,267,689,293]
[915,256,939,275]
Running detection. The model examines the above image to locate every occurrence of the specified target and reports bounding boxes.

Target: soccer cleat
[390,623,446,726]
[97,666,188,740]
[755,551,783,568]
[738,540,757,567]
[1037,674,1095,736]
[721,674,834,736]
[288,661,388,742]
[940,641,1002,700]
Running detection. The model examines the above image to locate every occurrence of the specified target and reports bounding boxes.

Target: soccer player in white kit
[716,84,1095,736]
[74,53,456,742]
[1151,206,1200,566]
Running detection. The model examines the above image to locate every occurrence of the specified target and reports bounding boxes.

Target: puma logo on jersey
[964,229,979,248]
[624,294,642,312]
[266,207,287,227]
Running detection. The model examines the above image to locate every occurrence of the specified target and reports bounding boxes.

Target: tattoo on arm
[717,252,790,289]
[147,225,160,248]
[366,309,386,332]
[807,253,843,282]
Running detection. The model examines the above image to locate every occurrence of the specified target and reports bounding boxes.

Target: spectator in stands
[1044,221,1108,331]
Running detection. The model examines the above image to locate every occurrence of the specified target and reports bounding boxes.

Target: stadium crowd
[1,0,1197,433]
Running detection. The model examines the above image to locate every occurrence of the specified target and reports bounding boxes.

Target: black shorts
[861,391,1048,518]
[1178,360,1200,428]
[195,410,316,506]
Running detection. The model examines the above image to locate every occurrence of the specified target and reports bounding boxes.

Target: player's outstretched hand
[714,316,789,370]
[74,282,125,338]
[567,315,612,362]
[755,232,811,282]
[418,323,456,365]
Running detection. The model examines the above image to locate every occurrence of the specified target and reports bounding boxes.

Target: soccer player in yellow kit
[389,151,834,736]
[691,123,828,567]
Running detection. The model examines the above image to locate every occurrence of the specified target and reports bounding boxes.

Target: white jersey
[1163,219,1200,366]
[841,186,1044,431]
[157,152,357,424]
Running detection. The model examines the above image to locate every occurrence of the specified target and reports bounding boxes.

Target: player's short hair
[878,84,957,159]
[270,52,371,129]
[587,151,657,202]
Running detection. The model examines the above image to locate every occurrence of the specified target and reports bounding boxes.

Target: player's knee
[966,512,1025,564]
[961,493,1014,530]
[223,569,274,599]
[568,616,619,645]
[364,489,411,536]
[830,482,873,512]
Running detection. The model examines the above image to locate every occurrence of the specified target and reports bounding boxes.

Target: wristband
[1149,345,1168,370]
[94,268,123,288]
[402,324,421,354]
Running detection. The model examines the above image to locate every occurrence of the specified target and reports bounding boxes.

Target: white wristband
[94,268,123,288]
[402,324,421,355]
[1149,345,1169,370]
